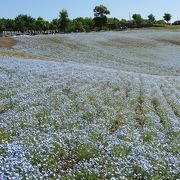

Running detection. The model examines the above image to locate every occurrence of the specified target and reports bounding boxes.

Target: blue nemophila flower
[0,54,179,179]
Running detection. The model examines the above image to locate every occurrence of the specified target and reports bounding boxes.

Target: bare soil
[0,38,17,48]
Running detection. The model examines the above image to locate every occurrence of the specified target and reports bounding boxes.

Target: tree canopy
[132,14,143,25]
[94,5,110,18]
[35,17,49,31]
[0,6,178,35]
[59,9,70,32]
[163,13,172,23]
[49,19,59,30]
[15,14,36,32]
[148,14,156,24]
[93,5,110,30]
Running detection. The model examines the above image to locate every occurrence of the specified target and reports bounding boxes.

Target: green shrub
[76,143,98,161]
[0,130,11,143]
[81,112,94,122]
[141,131,155,143]
[113,145,131,157]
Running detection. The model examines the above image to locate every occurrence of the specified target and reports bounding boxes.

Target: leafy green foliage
[0,7,178,34]
[94,5,110,18]
[148,14,156,24]
[59,9,70,32]
[113,145,131,157]
[156,20,166,25]
[108,18,120,30]
[0,101,19,114]
[76,143,98,161]
[93,5,110,29]
[73,18,85,32]
[132,14,143,25]
[163,13,172,23]
[141,131,155,143]
[0,130,11,144]
[14,14,36,32]
[35,17,49,31]
[49,18,59,30]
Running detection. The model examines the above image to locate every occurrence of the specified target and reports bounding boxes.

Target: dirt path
[0,38,17,48]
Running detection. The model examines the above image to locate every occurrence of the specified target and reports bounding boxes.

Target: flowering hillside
[0,30,180,179]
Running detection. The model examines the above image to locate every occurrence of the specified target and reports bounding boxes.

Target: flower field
[0,30,180,179]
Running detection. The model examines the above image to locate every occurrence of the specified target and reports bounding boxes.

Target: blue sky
[0,0,179,22]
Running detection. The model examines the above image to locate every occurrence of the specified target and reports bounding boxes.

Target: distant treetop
[94,5,110,18]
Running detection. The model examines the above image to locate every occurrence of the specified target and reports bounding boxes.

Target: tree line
[0,5,175,35]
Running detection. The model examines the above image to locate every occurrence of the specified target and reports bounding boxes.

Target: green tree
[148,14,156,24]
[132,14,143,25]
[93,5,110,30]
[72,18,94,32]
[119,19,129,28]
[15,14,36,32]
[156,20,166,25]
[107,18,120,30]
[49,19,59,30]
[163,13,172,23]
[83,18,94,32]
[0,18,15,32]
[73,18,85,32]
[59,9,70,33]
[0,20,5,33]
[35,17,49,31]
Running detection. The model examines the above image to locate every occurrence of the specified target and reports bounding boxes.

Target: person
[3,31,8,38]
